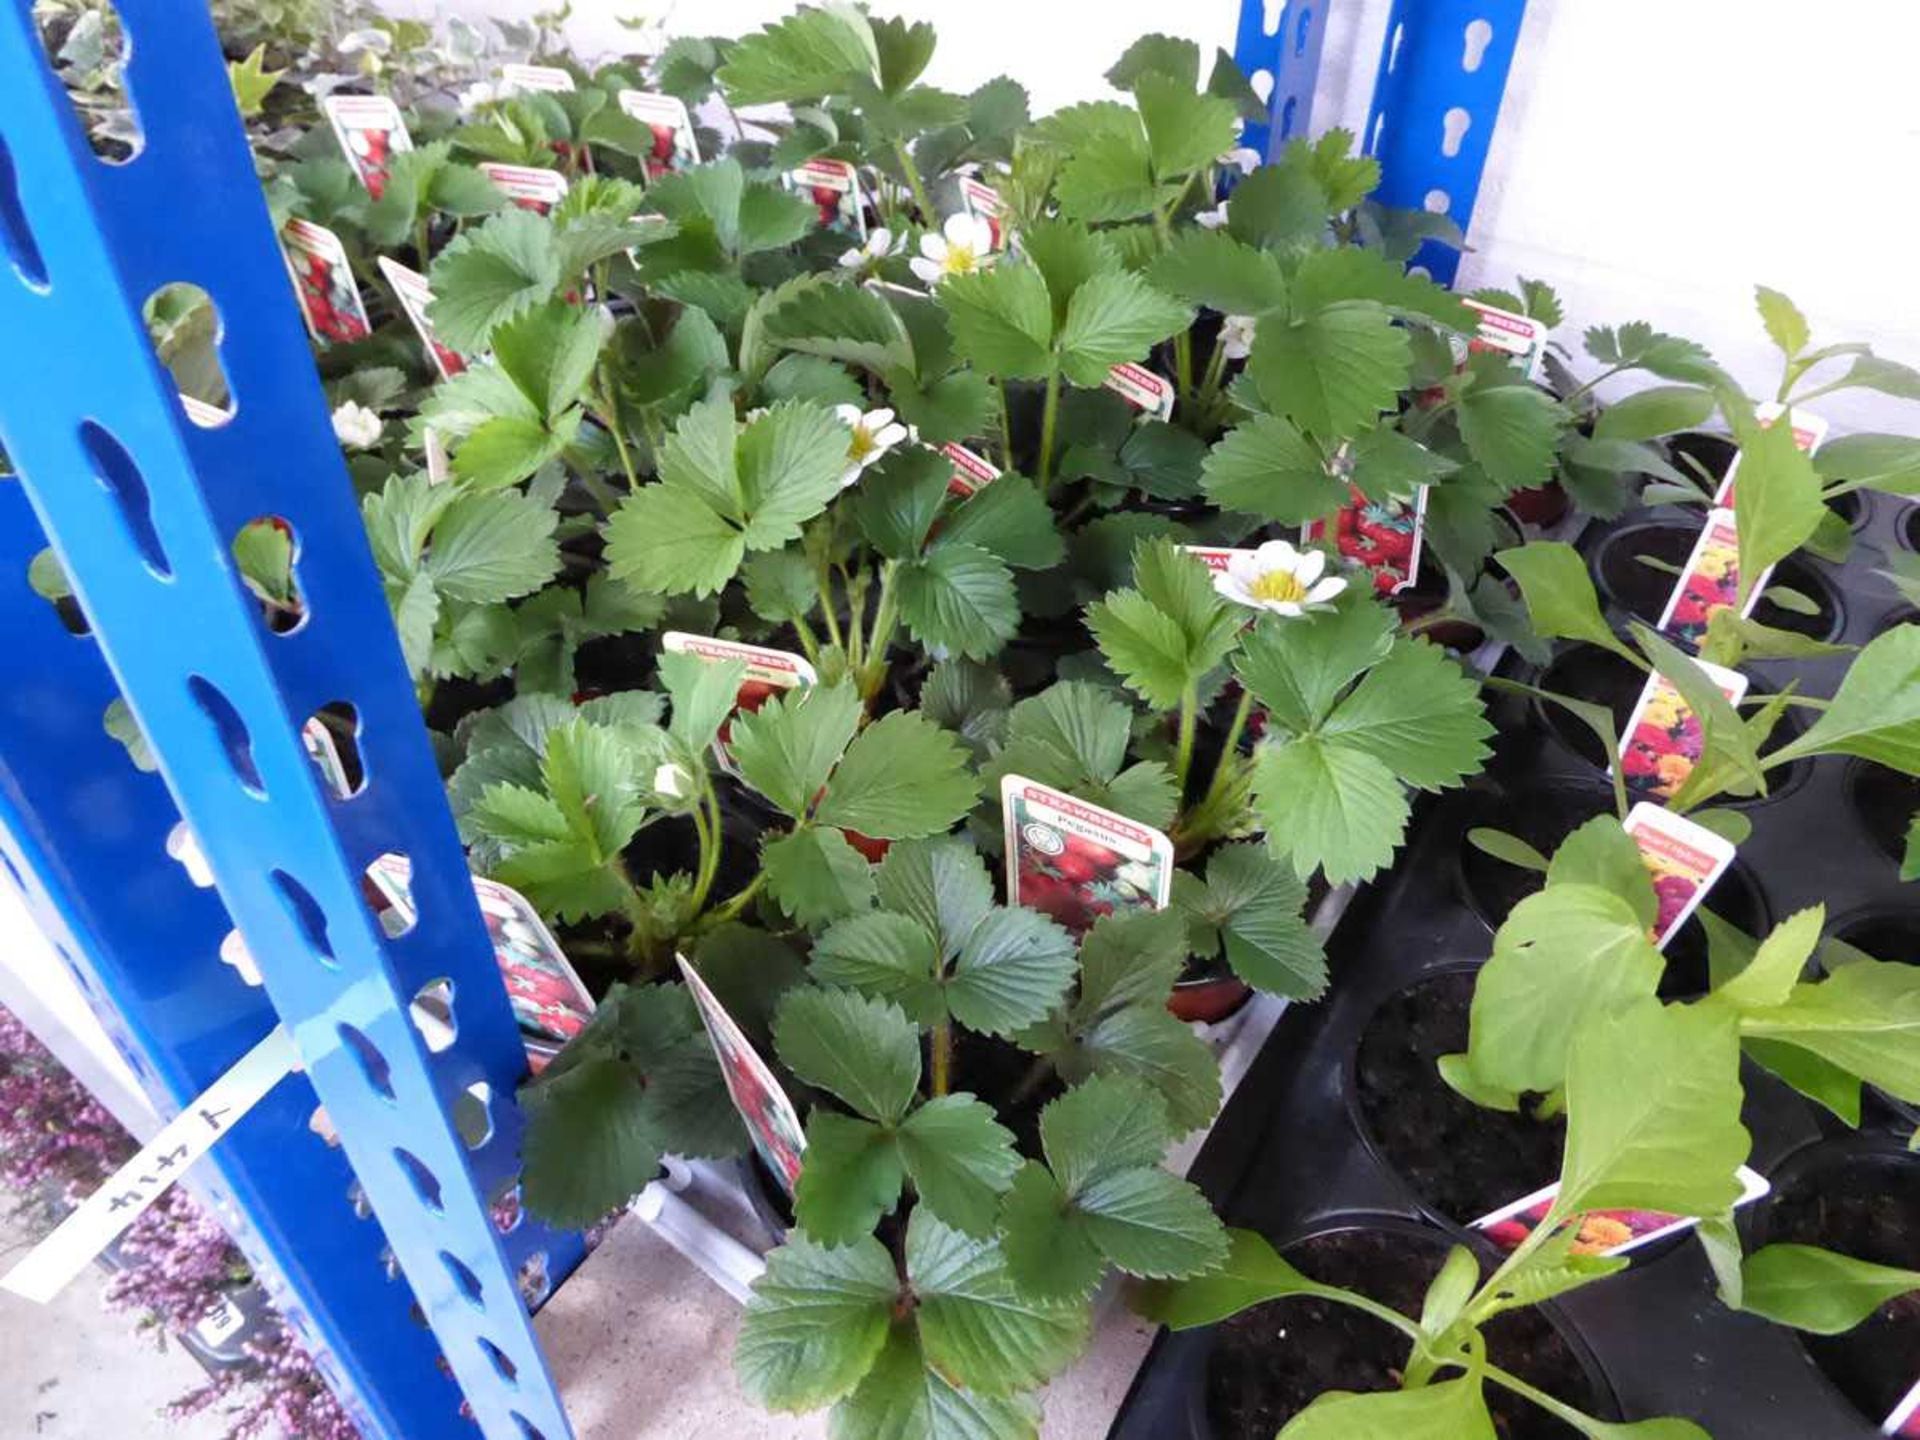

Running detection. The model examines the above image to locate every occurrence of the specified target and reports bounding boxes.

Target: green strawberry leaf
[764,825,877,929]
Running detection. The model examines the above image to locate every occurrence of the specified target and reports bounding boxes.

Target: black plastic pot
[1190,1217,1617,1439]
[1117,486,1918,1440]
[1747,1137,1920,1432]
[1588,519,1846,642]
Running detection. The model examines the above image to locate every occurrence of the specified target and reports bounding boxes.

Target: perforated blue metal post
[1362,0,1531,284]
[1234,1,1337,162]
[0,2,582,1436]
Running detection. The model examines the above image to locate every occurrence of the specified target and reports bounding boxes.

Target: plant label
[478,162,569,215]
[299,717,352,796]
[1615,658,1750,807]
[660,632,817,779]
[322,94,412,200]
[1000,775,1173,935]
[1302,484,1429,596]
[942,441,1000,497]
[958,176,1007,250]
[676,956,806,1197]
[1713,401,1829,507]
[1103,361,1175,421]
[179,394,232,428]
[364,854,596,1072]
[377,257,468,379]
[1179,546,1246,574]
[617,91,700,179]
[1886,1377,1920,1437]
[424,426,452,485]
[1472,1164,1769,1258]
[1462,298,1549,380]
[1623,801,1738,949]
[1656,507,1766,650]
[787,158,867,238]
[2,1026,298,1303]
[499,62,576,95]
[281,219,370,348]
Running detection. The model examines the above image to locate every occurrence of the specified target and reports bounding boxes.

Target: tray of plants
[1116,321,1920,1435]
[10,1,1920,1436]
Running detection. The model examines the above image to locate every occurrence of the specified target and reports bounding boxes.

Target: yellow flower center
[848,424,878,461]
[944,242,979,274]
[1249,568,1308,604]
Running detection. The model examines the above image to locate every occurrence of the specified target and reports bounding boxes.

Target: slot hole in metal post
[143,283,234,425]
[81,421,170,578]
[32,1,143,162]
[232,518,305,633]
[0,136,49,289]
[338,1023,395,1100]
[188,675,264,795]
[270,868,335,963]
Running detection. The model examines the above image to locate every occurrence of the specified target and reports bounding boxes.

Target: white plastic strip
[3,1026,298,1302]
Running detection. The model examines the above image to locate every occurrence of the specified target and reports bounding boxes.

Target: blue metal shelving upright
[0,3,581,1437]
[1236,0,1530,282]
[0,1,1529,1434]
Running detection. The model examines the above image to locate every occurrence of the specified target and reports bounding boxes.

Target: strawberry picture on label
[787,158,866,238]
[377,257,467,379]
[618,91,700,179]
[1001,775,1173,935]
[322,95,412,200]
[1304,485,1428,595]
[281,219,370,347]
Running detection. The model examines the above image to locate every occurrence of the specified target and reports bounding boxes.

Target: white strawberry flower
[457,80,499,114]
[1222,147,1262,175]
[1220,314,1257,360]
[834,404,908,488]
[1214,540,1348,617]
[331,400,383,449]
[837,226,900,272]
[1196,201,1230,230]
[653,761,689,800]
[909,213,996,287]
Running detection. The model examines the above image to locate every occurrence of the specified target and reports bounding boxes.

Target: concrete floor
[0,1207,227,1440]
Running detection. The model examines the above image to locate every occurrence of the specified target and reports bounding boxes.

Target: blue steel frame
[1233,1,1335,162]
[1362,0,1532,283]
[0,2,581,1437]
[1236,0,1530,284]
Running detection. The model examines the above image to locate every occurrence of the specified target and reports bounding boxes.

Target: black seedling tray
[1113,487,1920,1440]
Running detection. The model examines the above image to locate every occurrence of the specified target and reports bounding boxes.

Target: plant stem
[930,1020,952,1097]
[1190,685,1253,818]
[414,217,433,271]
[688,786,723,914]
[703,870,765,928]
[791,613,823,666]
[996,380,1016,469]
[1173,330,1194,413]
[890,136,938,225]
[1036,369,1062,490]
[1558,362,1630,407]
[859,562,901,700]
[1479,1361,1611,1433]
[599,381,641,491]
[1173,682,1199,791]
[816,569,845,650]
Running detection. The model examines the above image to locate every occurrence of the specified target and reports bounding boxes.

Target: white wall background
[393,0,1920,433]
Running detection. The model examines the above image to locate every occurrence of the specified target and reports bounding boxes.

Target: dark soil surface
[1353,971,1565,1222]
[1759,1150,1920,1425]
[1848,762,1920,872]
[1454,782,1770,997]
[1592,524,1843,639]
[1534,643,1809,799]
[1205,1225,1599,1439]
